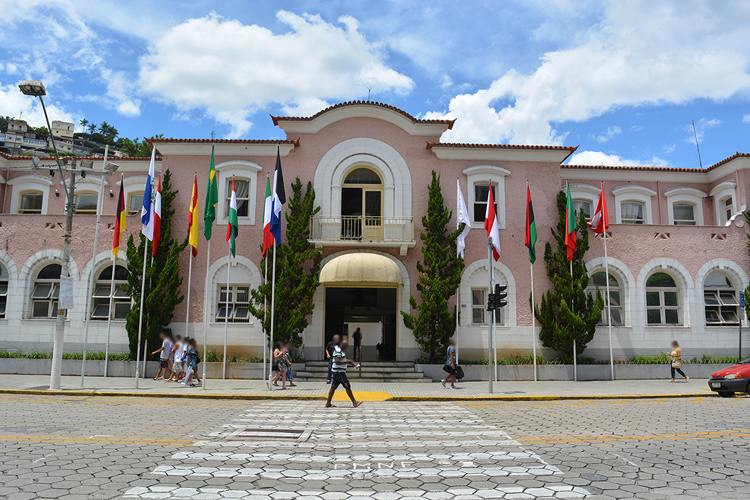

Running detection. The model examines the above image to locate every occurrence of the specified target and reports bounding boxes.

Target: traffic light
[487,284,508,311]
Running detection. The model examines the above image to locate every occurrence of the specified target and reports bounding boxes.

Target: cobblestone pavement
[0,394,748,499]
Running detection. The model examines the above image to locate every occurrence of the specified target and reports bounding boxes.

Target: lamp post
[19,80,74,391]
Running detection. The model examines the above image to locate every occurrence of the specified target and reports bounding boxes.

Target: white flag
[456,178,471,258]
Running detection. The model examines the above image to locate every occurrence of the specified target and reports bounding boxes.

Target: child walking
[182,339,200,387]
[152,332,173,381]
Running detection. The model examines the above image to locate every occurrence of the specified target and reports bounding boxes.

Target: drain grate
[225,428,310,441]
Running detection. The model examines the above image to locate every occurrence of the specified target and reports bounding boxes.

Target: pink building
[0,101,748,362]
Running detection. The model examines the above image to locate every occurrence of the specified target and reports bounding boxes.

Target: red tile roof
[564,152,749,173]
[0,151,157,160]
[271,101,455,128]
[147,137,299,147]
[426,142,577,152]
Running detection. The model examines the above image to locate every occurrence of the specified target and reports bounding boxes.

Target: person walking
[352,328,362,360]
[325,335,341,384]
[284,340,297,387]
[271,342,288,389]
[669,340,689,383]
[152,332,173,381]
[441,338,458,389]
[325,340,362,408]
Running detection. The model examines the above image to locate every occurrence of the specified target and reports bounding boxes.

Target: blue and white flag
[141,147,155,241]
[270,147,286,244]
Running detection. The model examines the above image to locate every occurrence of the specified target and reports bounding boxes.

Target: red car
[709,357,750,397]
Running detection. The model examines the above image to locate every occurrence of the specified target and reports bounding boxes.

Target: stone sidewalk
[0,373,718,401]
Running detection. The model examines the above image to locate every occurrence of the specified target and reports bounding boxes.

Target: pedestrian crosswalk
[123,402,590,499]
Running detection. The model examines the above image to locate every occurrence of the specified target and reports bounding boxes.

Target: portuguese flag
[204,145,219,240]
[524,184,537,264]
[565,182,577,261]
[112,174,126,257]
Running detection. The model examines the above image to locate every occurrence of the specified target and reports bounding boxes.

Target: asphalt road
[0,394,749,499]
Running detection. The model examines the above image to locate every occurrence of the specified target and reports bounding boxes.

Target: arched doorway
[341,166,383,241]
[320,253,401,361]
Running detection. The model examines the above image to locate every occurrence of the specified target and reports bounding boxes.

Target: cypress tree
[401,171,465,363]
[534,190,604,362]
[122,169,187,358]
[250,178,322,348]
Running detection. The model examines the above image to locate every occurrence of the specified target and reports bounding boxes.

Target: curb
[0,388,715,402]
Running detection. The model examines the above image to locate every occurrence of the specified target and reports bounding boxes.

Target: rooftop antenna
[211,130,216,141]
[366,85,372,101]
[691,120,703,169]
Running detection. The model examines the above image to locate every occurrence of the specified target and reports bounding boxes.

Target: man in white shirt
[151,332,173,381]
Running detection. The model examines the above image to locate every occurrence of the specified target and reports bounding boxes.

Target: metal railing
[310,215,414,243]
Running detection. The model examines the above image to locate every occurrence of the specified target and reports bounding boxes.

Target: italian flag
[565,182,577,261]
[226,177,238,257]
[262,176,273,257]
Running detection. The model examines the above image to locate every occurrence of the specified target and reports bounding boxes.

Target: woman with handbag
[441,338,459,389]
[669,341,689,382]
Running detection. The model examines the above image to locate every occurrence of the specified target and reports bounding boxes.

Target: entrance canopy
[319,253,402,284]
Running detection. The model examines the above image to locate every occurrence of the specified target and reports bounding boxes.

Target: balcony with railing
[309,215,415,255]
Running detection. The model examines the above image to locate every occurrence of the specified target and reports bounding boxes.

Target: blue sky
[1,0,749,168]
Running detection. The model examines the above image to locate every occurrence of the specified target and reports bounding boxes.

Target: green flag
[226,177,238,257]
[204,145,219,240]
[565,182,577,261]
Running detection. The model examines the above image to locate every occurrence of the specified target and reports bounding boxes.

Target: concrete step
[294,370,428,379]
[293,376,433,383]
[306,361,416,368]
[300,366,423,374]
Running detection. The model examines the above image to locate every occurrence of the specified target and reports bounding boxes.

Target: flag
[484,182,500,261]
[456,178,471,259]
[152,176,162,256]
[262,176,274,257]
[226,177,238,257]
[112,176,126,258]
[525,185,537,264]
[141,147,155,241]
[188,174,199,257]
[565,182,577,261]
[589,183,609,235]
[270,147,286,244]
[204,144,219,240]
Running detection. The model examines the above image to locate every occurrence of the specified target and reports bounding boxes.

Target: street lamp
[19,79,74,391]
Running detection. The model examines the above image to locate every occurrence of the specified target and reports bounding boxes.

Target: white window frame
[215,161,261,226]
[645,272,681,326]
[73,190,99,215]
[703,271,740,326]
[613,185,655,224]
[31,263,62,319]
[0,264,8,319]
[664,187,706,226]
[216,284,251,323]
[91,265,131,321]
[586,271,624,326]
[8,175,53,215]
[470,287,504,326]
[463,165,509,230]
[569,184,599,222]
[223,177,252,221]
[710,180,737,226]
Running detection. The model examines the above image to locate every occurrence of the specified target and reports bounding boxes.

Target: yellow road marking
[328,391,393,402]
[0,435,193,445]
[516,429,750,444]
[462,396,711,408]
[0,397,250,406]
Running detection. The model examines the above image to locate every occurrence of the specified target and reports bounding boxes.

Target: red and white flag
[588,184,609,235]
[484,182,500,261]
[152,176,162,256]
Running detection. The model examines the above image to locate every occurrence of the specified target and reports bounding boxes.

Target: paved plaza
[0,393,749,499]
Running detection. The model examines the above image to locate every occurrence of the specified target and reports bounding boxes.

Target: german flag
[112,175,126,257]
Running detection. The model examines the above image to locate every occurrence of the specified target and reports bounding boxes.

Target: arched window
[18,190,44,214]
[471,286,505,326]
[586,271,623,326]
[91,265,131,320]
[74,191,98,214]
[704,271,739,325]
[31,263,61,318]
[572,199,592,221]
[0,264,8,318]
[646,272,680,325]
[341,166,384,240]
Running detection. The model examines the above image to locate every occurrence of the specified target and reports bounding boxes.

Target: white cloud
[430,1,750,145]
[568,150,669,168]
[682,118,722,144]
[663,144,676,154]
[0,82,76,129]
[593,125,622,143]
[138,12,415,137]
[743,114,750,124]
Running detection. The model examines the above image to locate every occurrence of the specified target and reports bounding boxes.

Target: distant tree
[121,169,187,358]
[400,171,464,362]
[87,122,97,134]
[79,118,89,132]
[0,116,11,132]
[249,178,322,348]
[534,191,604,362]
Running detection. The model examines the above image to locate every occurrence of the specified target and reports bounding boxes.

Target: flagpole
[455,286,460,361]
[263,253,268,378]
[201,240,211,390]
[269,243,278,391]
[185,251,193,336]
[530,260,537,382]
[103,253,116,377]
[570,259,577,382]
[223,247,231,379]
[487,237,494,394]
[135,240,148,389]
[603,197,615,381]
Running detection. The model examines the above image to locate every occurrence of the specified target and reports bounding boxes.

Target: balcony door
[341,167,383,241]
